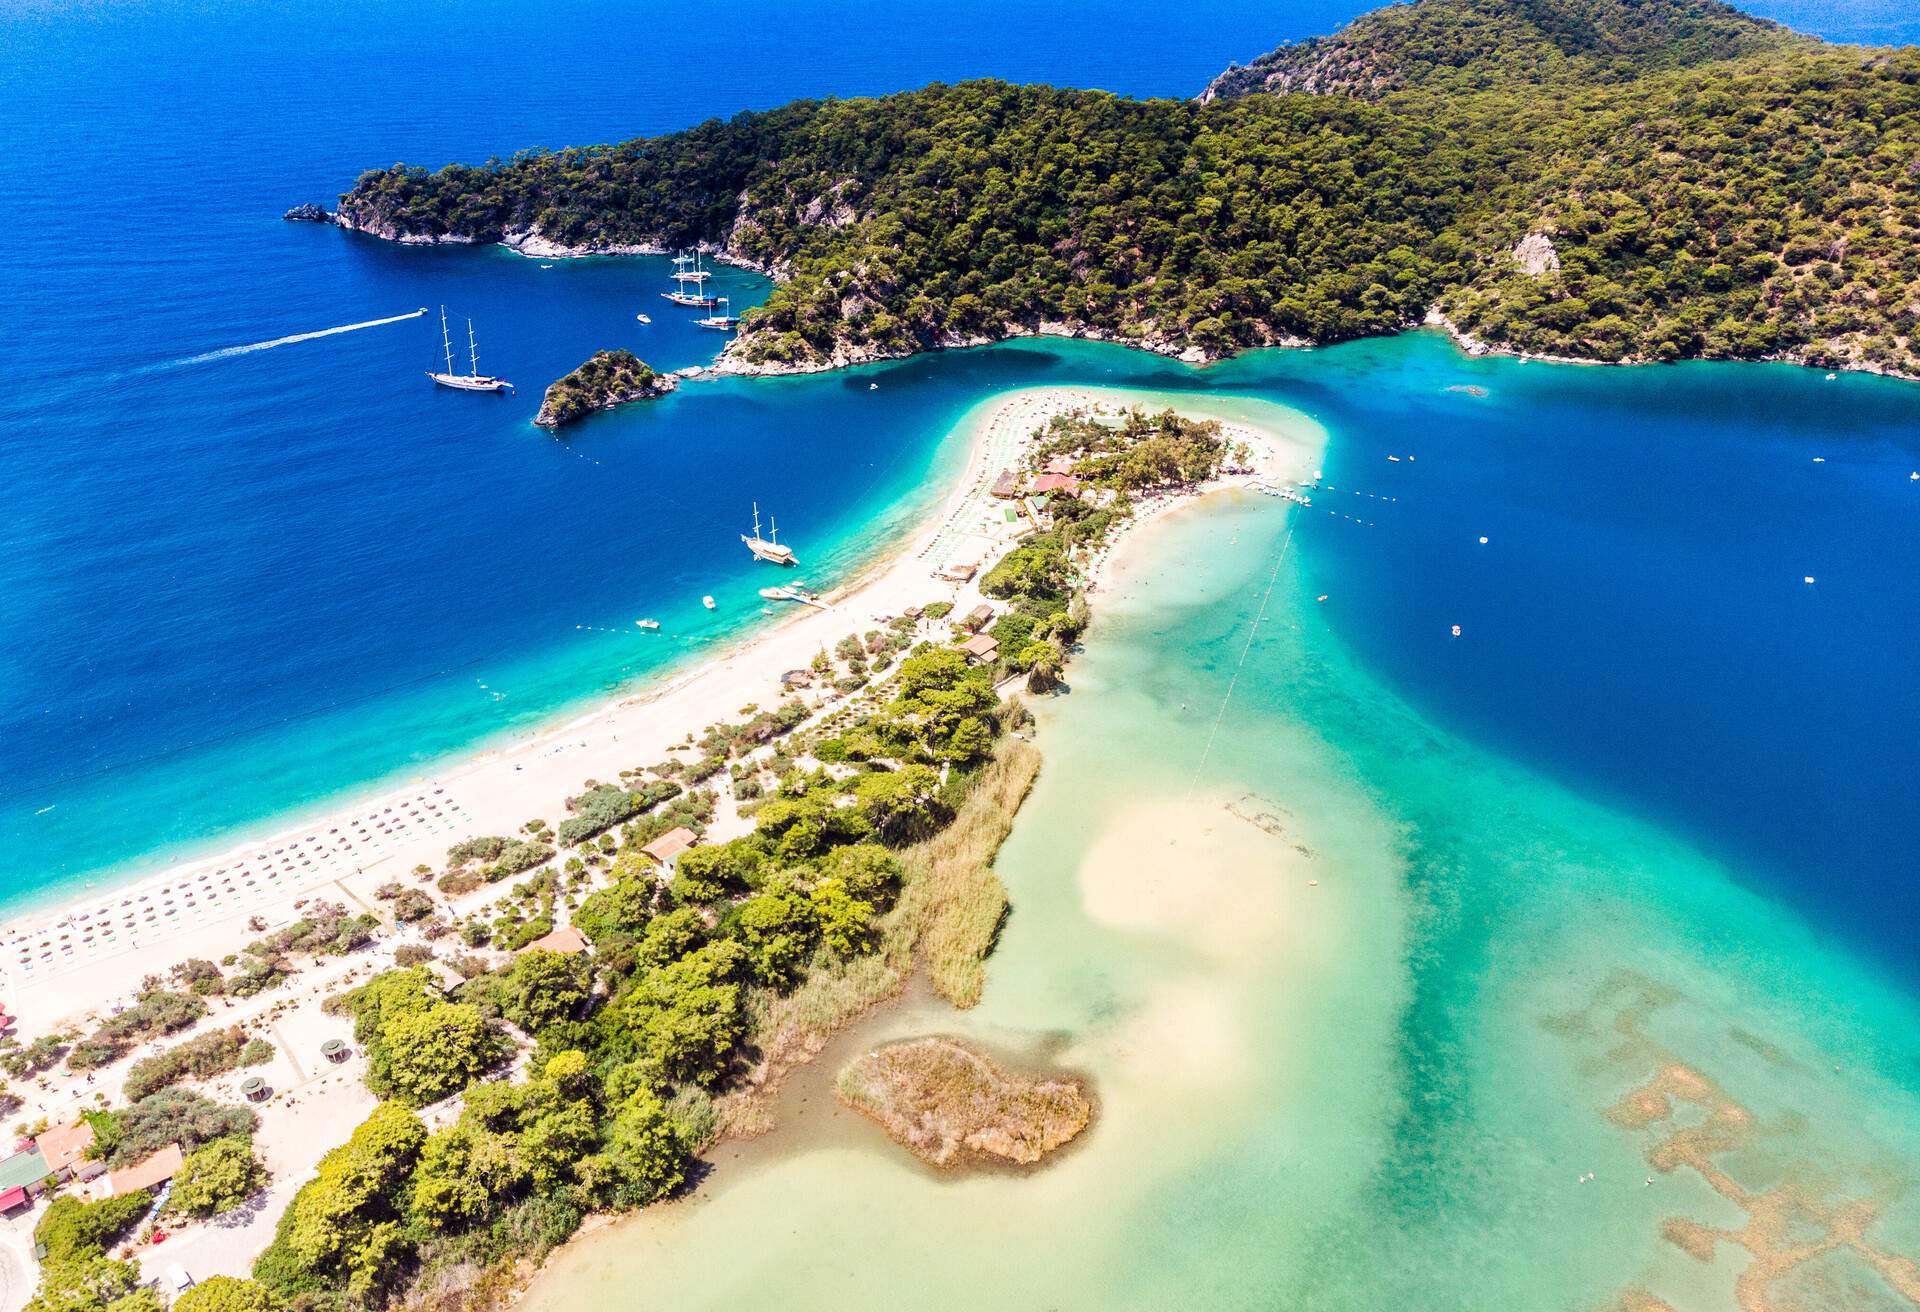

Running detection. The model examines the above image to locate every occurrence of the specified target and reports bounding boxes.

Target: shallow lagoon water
[525,482,1920,1312]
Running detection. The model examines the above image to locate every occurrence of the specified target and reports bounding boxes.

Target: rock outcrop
[1513,232,1561,277]
[281,203,332,224]
[534,350,675,428]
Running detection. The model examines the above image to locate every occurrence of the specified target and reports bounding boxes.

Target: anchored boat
[427,307,512,393]
[759,584,831,612]
[741,502,797,566]
[662,252,718,309]
[696,296,738,331]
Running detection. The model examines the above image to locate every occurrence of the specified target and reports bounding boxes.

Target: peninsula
[534,349,673,428]
[332,0,1920,379]
[0,388,1311,1312]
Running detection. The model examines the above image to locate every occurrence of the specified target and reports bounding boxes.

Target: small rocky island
[836,1037,1093,1170]
[534,349,675,428]
[281,203,332,223]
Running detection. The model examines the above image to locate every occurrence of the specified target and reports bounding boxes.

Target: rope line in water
[1185,515,1297,800]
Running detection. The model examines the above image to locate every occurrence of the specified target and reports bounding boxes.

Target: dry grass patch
[897,738,1041,1007]
[836,1036,1091,1168]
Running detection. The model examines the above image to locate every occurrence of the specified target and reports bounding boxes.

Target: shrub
[166,1136,265,1218]
[438,868,486,897]
[69,990,207,1070]
[95,1088,257,1168]
[34,1191,152,1263]
[122,1026,256,1101]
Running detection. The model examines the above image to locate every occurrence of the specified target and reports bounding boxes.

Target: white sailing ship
[427,307,512,393]
[741,502,797,566]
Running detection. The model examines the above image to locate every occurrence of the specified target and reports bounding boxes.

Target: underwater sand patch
[1077,794,1305,958]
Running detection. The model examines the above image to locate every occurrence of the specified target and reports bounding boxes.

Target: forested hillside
[336,0,1920,377]
[1201,0,1798,100]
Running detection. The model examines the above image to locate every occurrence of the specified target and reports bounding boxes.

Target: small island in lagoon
[836,1037,1093,1169]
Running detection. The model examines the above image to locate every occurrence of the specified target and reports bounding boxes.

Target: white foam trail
[159,307,429,370]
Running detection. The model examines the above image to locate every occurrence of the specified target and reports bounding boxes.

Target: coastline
[0,385,1312,1034]
[329,216,1920,386]
[516,405,1329,1311]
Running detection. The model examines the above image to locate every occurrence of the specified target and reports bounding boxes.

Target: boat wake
[149,307,429,372]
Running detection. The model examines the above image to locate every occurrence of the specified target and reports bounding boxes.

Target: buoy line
[1185,516,1297,800]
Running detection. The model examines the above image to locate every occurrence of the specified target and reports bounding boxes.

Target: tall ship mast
[741,502,798,566]
[427,306,513,393]
[662,251,718,308]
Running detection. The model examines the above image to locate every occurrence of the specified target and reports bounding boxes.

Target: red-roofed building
[640,826,699,871]
[519,925,589,955]
[81,1143,182,1201]
[1031,472,1080,496]
[36,1121,97,1180]
[960,633,1000,666]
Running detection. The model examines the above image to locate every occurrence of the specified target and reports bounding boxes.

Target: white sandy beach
[0,383,1319,1302]
[0,385,1313,1035]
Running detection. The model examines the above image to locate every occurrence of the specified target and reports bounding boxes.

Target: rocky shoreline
[306,207,1920,388]
[534,349,675,428]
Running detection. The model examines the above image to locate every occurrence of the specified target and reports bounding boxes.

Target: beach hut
[961,633,1000,667]
[989,469,1021,499]
[81,1143,183,1201]
[962,604,995,632]
[639,827,699,874]
[241,1076,270,1102]
[518,926,589,956]
[938,558,979,583]
[0,1147,48,1204]
[320,1040,350,1065]
[35,1121,95,1181]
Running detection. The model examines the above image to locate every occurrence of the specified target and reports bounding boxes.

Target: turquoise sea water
[1,1,1915,1305]
[529,442,1920,1312]
[1,0,1913,908]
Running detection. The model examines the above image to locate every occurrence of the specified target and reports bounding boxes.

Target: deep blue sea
[1,0,1916,1004]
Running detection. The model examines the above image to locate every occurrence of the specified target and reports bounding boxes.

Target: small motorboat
[636,313,652,323]
[702,595,716,610]
[636,619,660,630]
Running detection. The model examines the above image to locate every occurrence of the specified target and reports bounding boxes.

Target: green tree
[590,1088,690,1208]
[379,1003,503,1106]
[603,942,746,1086]
[729,890,815,989]
[172,1277,278,1312]
[34,1193,152,1264]
[851,765,942,842]
[572,876,655,945]
[408,1124,526,1230]
[257,1102,424,1299]
[166,1136,265,1218]
[810,879,878,957]
[24,1256,160,1312]
[504,949,590,1033]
